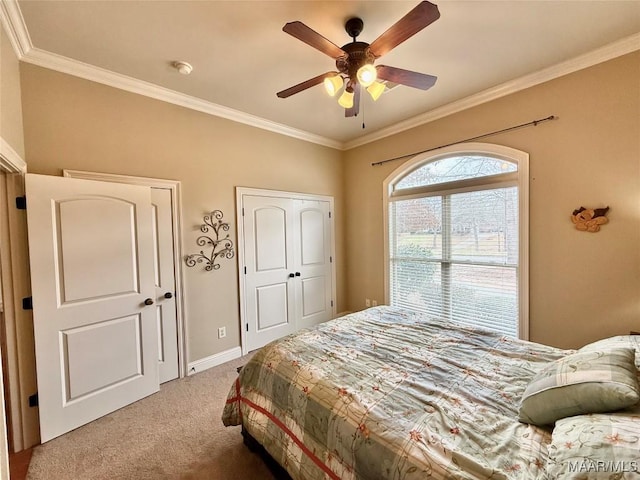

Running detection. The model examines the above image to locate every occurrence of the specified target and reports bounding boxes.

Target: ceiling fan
[276,1,440,118]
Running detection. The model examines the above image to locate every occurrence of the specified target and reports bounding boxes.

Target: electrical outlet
[365,298,371,307]
[372,300,378,307]
[218,326,226,339]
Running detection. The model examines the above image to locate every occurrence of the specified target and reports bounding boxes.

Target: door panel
[63,314,144,401]
[300,209,325,265]
[257,283,290,330]
[301,276,326,317]
[26,174,159,442]
[57,198,139,302]
[254,207,287,272]
[150,188,179,383]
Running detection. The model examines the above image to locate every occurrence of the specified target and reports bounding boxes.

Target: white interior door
[295,199,333,330]
[242,196,297,352]
[240,192,334,352]
[61,169,183,383]
[25,174,159,442]
[151,188,179,383]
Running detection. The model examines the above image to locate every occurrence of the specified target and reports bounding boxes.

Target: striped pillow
[518,348,639,426]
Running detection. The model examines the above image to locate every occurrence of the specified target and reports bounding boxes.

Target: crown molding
[0,0,31,57]
[2,0,638,152]
[343,32,640,150]
[0,137,27,173]
[21,48,343,150]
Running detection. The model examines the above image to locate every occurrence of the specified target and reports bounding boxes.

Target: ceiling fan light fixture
[356,64,377,87]
[278,1,441,117]
[323,75,344,97]
[366,81,386,101]
[338,87,354,109]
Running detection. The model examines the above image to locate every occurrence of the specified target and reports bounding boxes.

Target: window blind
[389,186,519,337]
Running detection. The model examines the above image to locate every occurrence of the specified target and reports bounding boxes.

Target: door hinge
[246,323,249,332]
[328,211,331,218]
[15,196,26,210]
[242,208,245,216]
[22,297,33,310]
[329,256,332,263]
[244,266,247,274]
[28,392,38,407]
[331,300,334,307]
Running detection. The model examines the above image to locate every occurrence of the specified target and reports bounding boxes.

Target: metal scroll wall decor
[185,210,235,271]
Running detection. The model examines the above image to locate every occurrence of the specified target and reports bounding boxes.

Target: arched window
[383,143,529,339]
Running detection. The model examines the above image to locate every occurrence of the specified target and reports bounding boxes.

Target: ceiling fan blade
[283,21,346,59]
[376,65,437,90]
[368,1,440,58]
[345,83,361,117]
[277,72,337,98]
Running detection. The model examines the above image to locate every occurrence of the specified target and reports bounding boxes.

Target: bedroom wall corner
[18,63,346,365]
[343,51,640,350]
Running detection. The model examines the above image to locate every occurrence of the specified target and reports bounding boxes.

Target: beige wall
[344,52,640,350]
[20,64,345,362]
[0,26,25,158]
[16,51,640,360]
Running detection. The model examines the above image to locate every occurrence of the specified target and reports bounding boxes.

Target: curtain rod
[370,115,557,167]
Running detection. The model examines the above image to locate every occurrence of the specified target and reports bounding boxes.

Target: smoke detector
[173,61,193,75]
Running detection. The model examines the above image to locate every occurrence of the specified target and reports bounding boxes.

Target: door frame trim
[236,187,337,355]
[63,170,188,378]
[0,137,39,453]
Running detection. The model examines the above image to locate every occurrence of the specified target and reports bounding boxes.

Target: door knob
[144,298,154,306]
[164,292,173,299]
[288,273,295,278]
[295,272,301,276]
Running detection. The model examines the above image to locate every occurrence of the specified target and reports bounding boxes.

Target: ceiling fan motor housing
[337,42,376,80]
[338,17,376,83]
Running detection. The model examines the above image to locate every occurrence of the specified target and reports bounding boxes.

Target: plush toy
[571,206,609,232]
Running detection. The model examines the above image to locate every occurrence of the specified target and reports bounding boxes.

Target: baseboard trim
[335,311,352,318]
[187,346,242,375]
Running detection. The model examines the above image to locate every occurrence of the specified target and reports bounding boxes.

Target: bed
[222,306,640,479]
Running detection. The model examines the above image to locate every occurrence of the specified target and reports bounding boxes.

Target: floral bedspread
[222,306,569,479]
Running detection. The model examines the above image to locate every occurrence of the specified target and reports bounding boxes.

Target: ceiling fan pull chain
[362,100,366,129]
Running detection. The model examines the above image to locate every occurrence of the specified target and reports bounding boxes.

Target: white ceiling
[8,1,640,148]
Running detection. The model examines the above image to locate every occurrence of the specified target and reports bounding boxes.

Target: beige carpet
[27,354,277,480]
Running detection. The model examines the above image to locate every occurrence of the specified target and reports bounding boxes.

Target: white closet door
[295,199,333,330]
[242,195,297,352]
[240,191,335,352]
[26,174,159,442]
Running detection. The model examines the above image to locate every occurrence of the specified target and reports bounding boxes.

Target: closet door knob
[295,272,301,277]
[144,298,154,306]
[288,273,295,278]
[164,292,173,299]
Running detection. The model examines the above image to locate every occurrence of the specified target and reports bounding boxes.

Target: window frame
[382,142,530,340]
